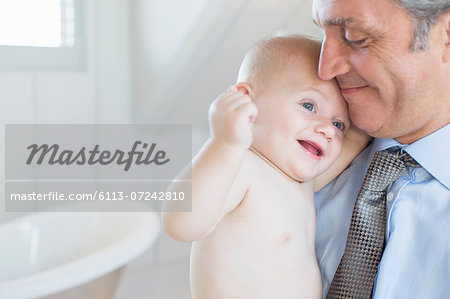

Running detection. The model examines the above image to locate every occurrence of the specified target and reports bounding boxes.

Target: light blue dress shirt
[315,124,450,299]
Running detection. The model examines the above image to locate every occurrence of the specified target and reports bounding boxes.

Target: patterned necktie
[327,150,420,299]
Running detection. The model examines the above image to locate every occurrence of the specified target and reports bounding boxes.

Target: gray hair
[393,0,450,51]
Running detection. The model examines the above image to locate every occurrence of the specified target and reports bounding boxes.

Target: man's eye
[345,37,368,47]
[343,30,369,47]
[332,121,345,130]
[302,103,315,111]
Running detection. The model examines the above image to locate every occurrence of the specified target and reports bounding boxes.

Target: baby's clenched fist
[208,85,258,151]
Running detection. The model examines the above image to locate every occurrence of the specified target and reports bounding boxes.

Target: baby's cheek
[328,140,344,164]
[336,138,344,154]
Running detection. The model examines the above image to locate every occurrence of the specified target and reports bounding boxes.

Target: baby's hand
[209,85,258,151]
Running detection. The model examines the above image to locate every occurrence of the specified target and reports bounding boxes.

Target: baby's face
[251,60,349,182]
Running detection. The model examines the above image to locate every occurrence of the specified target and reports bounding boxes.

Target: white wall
[131,0,322,136]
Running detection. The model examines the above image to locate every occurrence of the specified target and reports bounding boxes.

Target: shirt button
[387,192,394,201]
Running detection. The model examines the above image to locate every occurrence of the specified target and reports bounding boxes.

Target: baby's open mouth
[297,140,324,158]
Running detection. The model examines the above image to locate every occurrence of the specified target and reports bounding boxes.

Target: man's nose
[315,119,335,141]
[318,34,351,80]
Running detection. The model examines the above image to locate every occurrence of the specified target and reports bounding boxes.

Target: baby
[163,35,369,299]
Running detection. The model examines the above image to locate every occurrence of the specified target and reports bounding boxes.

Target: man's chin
[350,113,385,136]
[356,123,401,140]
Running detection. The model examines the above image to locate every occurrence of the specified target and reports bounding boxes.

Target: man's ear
[441,10,450,62]
[235,82,255,100]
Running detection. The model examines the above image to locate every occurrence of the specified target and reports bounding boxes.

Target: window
[0,0,84,70]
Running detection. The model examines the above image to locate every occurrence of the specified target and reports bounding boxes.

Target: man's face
[313,0,448,144]
[251,59,349,182]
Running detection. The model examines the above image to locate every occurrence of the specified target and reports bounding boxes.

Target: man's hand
[208,85,258,151]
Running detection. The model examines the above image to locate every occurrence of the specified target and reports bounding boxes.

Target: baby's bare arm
[163,140,248,242]
[163,86,258,242]
[314,125,372,192]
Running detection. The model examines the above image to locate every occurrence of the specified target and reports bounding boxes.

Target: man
[312,0,450,298]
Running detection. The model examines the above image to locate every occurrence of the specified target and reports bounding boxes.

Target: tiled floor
[115,258,191,299]
[115,233,192,299]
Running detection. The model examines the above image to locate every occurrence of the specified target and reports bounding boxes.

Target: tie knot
[362,151,406,191]
[398,151,421,168]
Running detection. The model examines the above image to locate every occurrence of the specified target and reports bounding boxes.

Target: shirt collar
[370,124,450,190]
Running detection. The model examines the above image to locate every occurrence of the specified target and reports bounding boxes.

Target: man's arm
[162,86,257,242]
[314,126,372,192]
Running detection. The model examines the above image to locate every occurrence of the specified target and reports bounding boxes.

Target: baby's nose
[315,120,335,141]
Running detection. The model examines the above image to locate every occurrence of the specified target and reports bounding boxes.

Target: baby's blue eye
[302,103,315,111]
[333,121,344,130]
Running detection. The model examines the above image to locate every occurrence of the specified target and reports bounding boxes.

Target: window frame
[0,0,85,71]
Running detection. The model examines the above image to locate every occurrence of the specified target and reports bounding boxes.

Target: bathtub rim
[0,210,160,299]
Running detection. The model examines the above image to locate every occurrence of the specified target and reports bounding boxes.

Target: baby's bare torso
[190,152,322,299]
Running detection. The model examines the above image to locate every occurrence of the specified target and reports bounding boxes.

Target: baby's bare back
[190,153,322,299]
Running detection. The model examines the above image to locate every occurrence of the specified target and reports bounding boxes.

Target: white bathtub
[0,209,160,299]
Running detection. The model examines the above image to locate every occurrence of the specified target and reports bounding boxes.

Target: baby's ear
[235,82,255,99]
